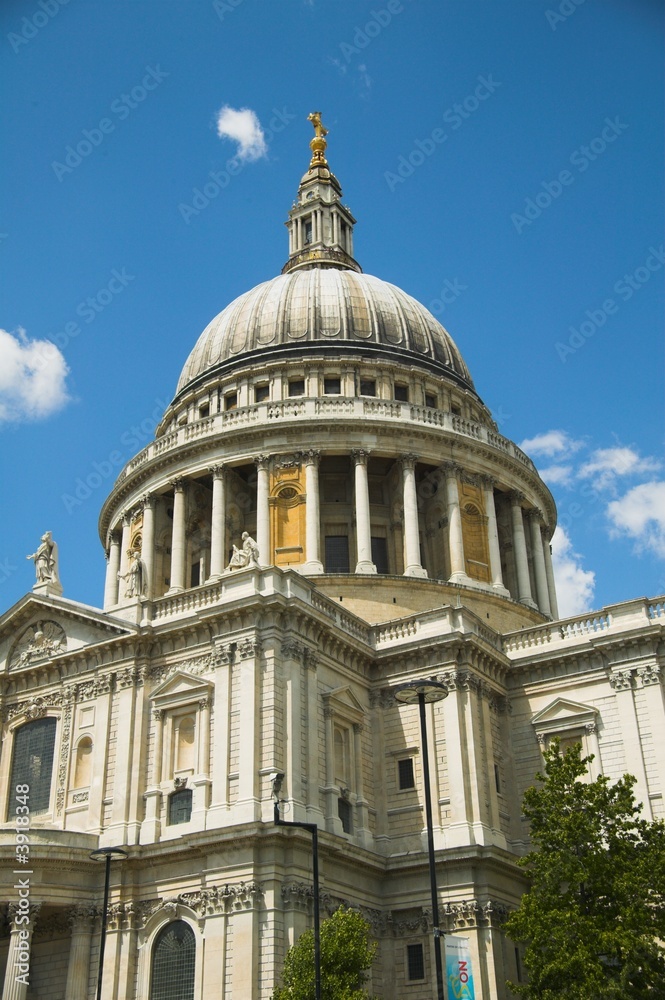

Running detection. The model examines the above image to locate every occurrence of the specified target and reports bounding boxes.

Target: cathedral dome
[175,270,475,398]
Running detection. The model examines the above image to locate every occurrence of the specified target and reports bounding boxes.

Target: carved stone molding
[609,669,633,691]
[237,639,262,660]
[638,664,662,686]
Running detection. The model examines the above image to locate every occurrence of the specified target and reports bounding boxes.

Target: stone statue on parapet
[27,531,60,586]
[226,532,260,571]
[118,549,144,598]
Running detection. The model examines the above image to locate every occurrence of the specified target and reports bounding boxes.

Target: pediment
[151,671,213,710]
[531,697,597,734]
[0,592,136,673]
[323,685,364,723]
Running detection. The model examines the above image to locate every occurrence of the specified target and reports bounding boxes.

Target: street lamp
[90,846,128,1000]
[394,679,449,1000]
[272,772,321,1000]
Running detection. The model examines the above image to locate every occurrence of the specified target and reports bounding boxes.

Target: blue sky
[1,0,663,617]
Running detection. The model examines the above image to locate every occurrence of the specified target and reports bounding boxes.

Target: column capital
[140,493,156,511]
[121,510,133,526]
[254,454,272,472]
[198,697,211,711]
[210,464,227,479]
[352,722,364,735]
[152,708,165,722]
[67,902,99,929]
[170,477,186,493]
[524,507,544,523]
[351,449,370,466]
[302,449,321,466]
[507,490,526,506]
[400,454,417,472]
[478,474,497,491]
[637,664,661,686]
[441,460,462,478]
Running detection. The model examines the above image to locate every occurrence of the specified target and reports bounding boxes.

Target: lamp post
[395,679,448,1000]
[89,846,128,1000]
[272,773,321,1000]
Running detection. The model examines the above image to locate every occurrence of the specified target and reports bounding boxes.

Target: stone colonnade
[104,453,557,617]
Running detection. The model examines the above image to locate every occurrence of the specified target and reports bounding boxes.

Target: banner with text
[445,935,476,1000]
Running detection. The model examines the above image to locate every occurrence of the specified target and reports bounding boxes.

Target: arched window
[73,736,93,788]
[150,920,195,1000]
[175,716,196,772]
[9,717,57,817]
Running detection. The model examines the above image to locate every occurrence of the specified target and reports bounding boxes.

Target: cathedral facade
[1,118,663,1000]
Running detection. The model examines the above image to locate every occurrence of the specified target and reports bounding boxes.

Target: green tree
[505,739,665,1000]
[271,904,377,1000]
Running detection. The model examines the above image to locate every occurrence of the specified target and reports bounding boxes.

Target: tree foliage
[271,905,377,1000]
[505,740,665,1000]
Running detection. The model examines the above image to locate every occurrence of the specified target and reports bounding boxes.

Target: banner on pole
[444,935,476,1000]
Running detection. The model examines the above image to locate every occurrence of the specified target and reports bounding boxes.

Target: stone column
[209,646,232,825]
[2,903,40,1000]
[526,510,551,616]
[283,641,305,820]
[303,451,324,573]
[255,456,271,568]
[443,463,468,583]
[305,656,324,825]
[609,670,653,819]
[236,639,261,823]
[542,531,560,619]
[401,456,427,578]
[209,465,227,580]
[353,723,371,845]
[481,479,508,595]
[104,531,121,608]
[637,666,665,790]
[168,478,187,593]
[64,905,96,1000]
[118,513,132,586]
[323,705,337,830]
[192,697,212,823]
[352,450,376,573]
[509,493,536,608]
[142,708,164,842]
[141,495,156,600]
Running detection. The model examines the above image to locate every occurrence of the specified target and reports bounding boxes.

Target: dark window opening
[288,379,305,397]
[168,789,193,825]
[494,763,501,793]
[254,384,269,403]
[325,536,350,573]
[398,757,415,790]
[371,536,389,574]
[324,377,341,395]
[394,384,409,402]
[515,947,522,982]
[9,717,57,816]
[338,797,352,833]
[224,393,237,411]
[190,562,200,588]
[407,943,425,981]
[451,404,462,416]
[151,920,195,1000]
[304,220,313,244]
[425,393,437,408]
[198,403,209,419]
[359,379,376,397]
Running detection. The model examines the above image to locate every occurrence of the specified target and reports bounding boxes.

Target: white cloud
[551,526,595,617]
[539,464,574,487]
[519,429,584,458]
[216,106,267,162]
[0,328,70,424]
[607,481,665,558]
[578,446,661,492]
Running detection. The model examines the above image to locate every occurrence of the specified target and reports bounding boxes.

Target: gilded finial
[307,111,328,168]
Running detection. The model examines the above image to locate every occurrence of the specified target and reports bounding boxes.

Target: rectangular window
[168,788,193,825]
[198,403,210,419]
[425,393,437,408]
[494,762,501,793]
[304,220,313,244]
[407,943,425,981]
[325,535,350,573]
[371,536,389,574]
[398,757,415,790]
[338,797,352,833]
[515,947,522,982]
[359,379,376,397]
[288,379,305,397]
[190,562,200,588]
[224,393,237,410]
[394,384,409,402]
[10,718,57,816]
[451,404,461,416]
[254,384,269,403]
[324,377,341,395]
